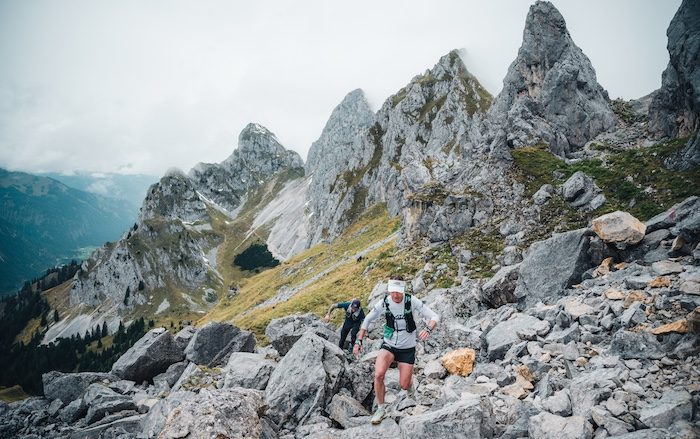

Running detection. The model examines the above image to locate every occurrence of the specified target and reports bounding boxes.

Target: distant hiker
[353,275,439,425]
[324,298,365,351]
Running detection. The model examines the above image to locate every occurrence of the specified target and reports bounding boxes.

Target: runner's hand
[323,314,330,323]
[418,329,430,341]
[353,343,362,358]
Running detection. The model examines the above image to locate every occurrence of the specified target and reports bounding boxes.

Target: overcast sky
[0,0,682,177]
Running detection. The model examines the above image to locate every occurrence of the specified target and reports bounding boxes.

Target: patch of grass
[611,98,646,124]
[407,181,449,205]
[452,228,504,279]
[199,204,403,339]
[0,385,30,403]
[511,138,699,221]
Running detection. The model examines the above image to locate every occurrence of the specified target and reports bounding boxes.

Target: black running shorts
[380,343,416,365]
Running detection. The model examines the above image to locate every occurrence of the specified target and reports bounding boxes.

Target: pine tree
[53,309,59,322]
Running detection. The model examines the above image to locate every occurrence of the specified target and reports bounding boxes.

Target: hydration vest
[383,293,416,339]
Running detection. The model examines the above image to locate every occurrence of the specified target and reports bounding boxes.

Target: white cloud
[0,0,682,176]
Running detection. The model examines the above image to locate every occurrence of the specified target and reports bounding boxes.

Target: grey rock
[111,328,184,383]
[69,414,143,439]
[528,412,593,439]
[59,398,87,423]
[152,361,188,392]
[265,313,337,356]
[485,313,547,360]
[562,172,603,210]
[399,396,486,438]
[171,363,223,392]
[173,326,197,351]
[82,384,137,425]
[223,352,276,390]
[481,264,520,308]
[265,332,347,429]
[620,302,647,327]
[42,371,117,405]
[533,184,554,205]
[545,322,580,344]
[646,196,700,237]
[140,390,196,438]
[157,388,267,439]
[47,398,63,417]
[639,389,693,428]
[609,330,665,359]
[515,228,594,308]
[424,359,448,379]
[590,406,633,435]
[625,273,654,289]
[542,389,572,416]
[569,368,620,418]
[326,393,369,429]
[184,321,256,367]
[652,260,684,275]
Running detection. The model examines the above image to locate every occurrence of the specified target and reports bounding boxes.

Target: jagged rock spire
[648,0,700,170]
[489,0,616,156]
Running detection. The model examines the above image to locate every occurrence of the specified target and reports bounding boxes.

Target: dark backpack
[383,293,416,338]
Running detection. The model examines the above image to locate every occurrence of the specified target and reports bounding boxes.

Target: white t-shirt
[361,295,439,349]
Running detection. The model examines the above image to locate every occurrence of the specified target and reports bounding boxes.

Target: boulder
[157,388,267,439]
[562,172,605,210]
[441,348,477,377]
[152,361,188,392]
[111,328,184,383]
[264,313,337,356]
[140,391,196,438]
[485,314,547,360]
[82,383,138,425]
[223,352,276,390]
[184,321,256,366]
[541,389,572,416]
[174,326,197,351]
[480,264,520,308]
[58,398,87,423]
[326,393,369,429]
[592,211,646,247]
[639,389,693,428]
[646,196,700,238]
[399,396,486,438]
[514,228,594,308]
[609,330,665,359]
[528,412,593,439]
[265,332,347,429]
[42,371,117,405]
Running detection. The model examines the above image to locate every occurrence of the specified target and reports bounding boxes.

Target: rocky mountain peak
[648,0,700,170]
[138,169,208,224]
[237,123,285,155]
[305,89,374,176]
[488,0,616,156]
[520,0,569,69]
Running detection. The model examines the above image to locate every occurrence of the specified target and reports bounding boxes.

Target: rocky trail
[2,197,699,438]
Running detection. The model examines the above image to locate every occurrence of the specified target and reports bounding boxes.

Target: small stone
[623,291,648,308]
[671,236,685,251]
[605,398,627,416]
[679,281,700,295]
[605,288,626,300]
[622,381,644,395]
[638,389,693,428]
[441,348,476,377]
[476,375,490,384]
[649,277,672,288]
[651,260,683,275]
[650,319,688,335]
[593,257,614,278]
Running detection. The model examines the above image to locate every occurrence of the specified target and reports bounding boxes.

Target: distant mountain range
[0,168,152,295]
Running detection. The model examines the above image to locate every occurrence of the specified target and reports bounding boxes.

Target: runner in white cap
[353,274,439,424]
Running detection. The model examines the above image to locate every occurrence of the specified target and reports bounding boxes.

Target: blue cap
[351,299,361,309]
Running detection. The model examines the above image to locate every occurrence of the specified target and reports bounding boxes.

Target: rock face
[648,0,700,170]
[190,123,304,213]
[184,321,256,367]
[305,89,375,246]
[561,171,605,211]
[158,388,267,439]
[487,0,615,156]
[111,328,184,383]
[265,332,347,429]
